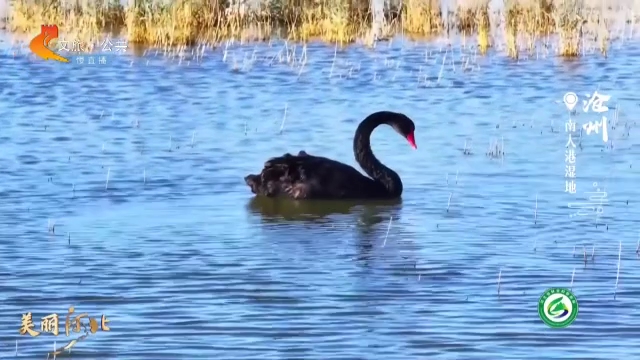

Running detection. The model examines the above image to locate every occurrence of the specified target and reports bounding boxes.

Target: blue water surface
[1,31,640,359]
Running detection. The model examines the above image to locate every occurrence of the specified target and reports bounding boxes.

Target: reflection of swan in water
[247,196,402,224]
[246,197,404,266]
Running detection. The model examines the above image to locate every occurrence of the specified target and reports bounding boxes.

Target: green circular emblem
[538,288,578,328]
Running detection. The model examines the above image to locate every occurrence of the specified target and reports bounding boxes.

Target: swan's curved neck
[353,113,403,197]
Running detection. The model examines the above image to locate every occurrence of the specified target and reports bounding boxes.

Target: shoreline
[2,0,639,59]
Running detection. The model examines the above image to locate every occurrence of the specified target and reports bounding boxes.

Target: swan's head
[391,114,417,150]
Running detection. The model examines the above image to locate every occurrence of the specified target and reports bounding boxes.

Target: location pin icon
[563,92,578,111]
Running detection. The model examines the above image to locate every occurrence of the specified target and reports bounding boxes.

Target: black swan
[244,111,416,200]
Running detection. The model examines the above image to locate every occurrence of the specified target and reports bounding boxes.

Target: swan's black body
[244,111,416,200]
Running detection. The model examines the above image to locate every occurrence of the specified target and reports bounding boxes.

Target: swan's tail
[244,174,261,194]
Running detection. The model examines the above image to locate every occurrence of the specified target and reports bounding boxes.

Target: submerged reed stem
[570,267,575,290]
[382,216,393,247]
[614,241,621,299]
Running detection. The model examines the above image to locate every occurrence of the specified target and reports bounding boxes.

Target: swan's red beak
[406,132,417,149]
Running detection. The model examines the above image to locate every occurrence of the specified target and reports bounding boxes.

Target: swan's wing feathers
[259,153,310,185]
[263,152,308,168]
[263,153,317,172]
[255,153,371,199]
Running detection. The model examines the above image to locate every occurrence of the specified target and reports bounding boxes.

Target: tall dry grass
[401,0,443,36]
[499,0,625,58]
[454,0,491,53]
[5,0,635,56]
[286,0,372,43]
[9,0,125,48]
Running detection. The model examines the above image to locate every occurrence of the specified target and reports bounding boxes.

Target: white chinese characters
[582,116,608,143]
[562,91,611,144]
[562,90,612,219]
[75,56,108,65]
[56,37,128,66]
[100,37,128,52]
[565,129,577,194]
[582,91,610,113]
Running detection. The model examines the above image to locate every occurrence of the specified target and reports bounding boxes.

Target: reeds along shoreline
[5,0,637,57]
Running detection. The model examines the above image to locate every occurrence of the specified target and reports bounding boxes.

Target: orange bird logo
[29,24,69,63]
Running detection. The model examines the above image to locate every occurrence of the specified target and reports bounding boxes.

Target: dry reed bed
[4,0,639,57]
